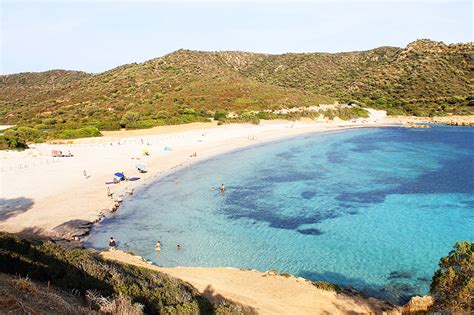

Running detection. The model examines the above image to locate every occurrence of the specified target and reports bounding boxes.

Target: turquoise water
[85,126,474,304]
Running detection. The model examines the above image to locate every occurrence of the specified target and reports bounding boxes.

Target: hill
[240,40,473,109]
[0,39,472,144]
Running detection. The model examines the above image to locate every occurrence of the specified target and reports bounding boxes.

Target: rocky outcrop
[404,122,430,129]
[402,295,434,313]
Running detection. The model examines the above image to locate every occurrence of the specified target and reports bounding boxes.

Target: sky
[0,0,472,74]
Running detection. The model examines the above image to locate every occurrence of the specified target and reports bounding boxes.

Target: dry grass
[0,274,95,315]
[86,290,144,315]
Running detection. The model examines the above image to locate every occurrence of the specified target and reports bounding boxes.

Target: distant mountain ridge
[0,39,472,127]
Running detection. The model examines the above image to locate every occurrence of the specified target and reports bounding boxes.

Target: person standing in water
[220,183,225,193]
[155,240,162,251]
[109,237,117,250]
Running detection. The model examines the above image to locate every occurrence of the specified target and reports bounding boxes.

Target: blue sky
[1,0,472,74]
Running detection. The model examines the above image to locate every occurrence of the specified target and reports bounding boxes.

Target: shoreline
[1,115,398,239]
[1,114,471,312]
[1,115,472,241]
[80,123,401,246]
[99,249,400,314]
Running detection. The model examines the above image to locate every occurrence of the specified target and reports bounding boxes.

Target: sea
[85,125,474,304]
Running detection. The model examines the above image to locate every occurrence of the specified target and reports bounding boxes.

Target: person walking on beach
[109,237,117,250]
[107,187,113,199]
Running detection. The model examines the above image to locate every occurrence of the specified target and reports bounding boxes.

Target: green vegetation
[56,126,101,139]
[0,125,102,149]
[430,241,473,313]
[0,135,27,150]
[0,39,472,145]
[311,281,342,293]
[0,233,254,314]
[241,40,473,116]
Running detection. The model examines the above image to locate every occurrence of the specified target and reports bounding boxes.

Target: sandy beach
[1,112,472,314]
[0,111,396,237]
[100,250,399,314]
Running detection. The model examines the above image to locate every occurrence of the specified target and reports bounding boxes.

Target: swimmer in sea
[155,240,162,251]
[220,183,225,193]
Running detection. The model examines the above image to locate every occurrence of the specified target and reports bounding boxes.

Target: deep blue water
[85,126,474,304]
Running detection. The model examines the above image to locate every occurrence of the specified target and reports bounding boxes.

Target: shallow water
[85,126,474,304]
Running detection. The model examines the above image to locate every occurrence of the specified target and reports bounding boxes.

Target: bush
[312,281,341,293]
[96,121,121,131]
[16,127,43,143]
[57,126,101,139]
[256,112,279,120]
[322,110,336,120]
[430,241,473,313]
[42,118,57,125]
[120,111,141,128]
[34,124,49,130]
[0,135,27,150]
[126,120,161,130]
[213,111,228,121]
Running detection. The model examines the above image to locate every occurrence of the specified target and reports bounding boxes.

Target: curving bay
[86,125,474,304]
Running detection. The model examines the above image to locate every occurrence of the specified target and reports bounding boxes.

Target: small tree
[430,241,473,313]
[213,111,227,121]
[120,111,140,128]
[16,127,43,143]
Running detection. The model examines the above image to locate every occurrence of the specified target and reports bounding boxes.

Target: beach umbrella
[114,172,125,180]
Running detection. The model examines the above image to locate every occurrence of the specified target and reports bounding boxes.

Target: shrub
[57,126,101,139]
[213,111,228,121]
[322,110,336,120]
[34,124,49,130]
[96,121,121,131]
[42,118,57,125]
[16,126,43,143]
[0,135,27,150]
[430,241,473,313]
[126,120,160,130]
[256,112,279,120]
[312,281,341,293]
[120,111,141,128]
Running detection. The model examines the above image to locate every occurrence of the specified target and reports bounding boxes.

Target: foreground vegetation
[430,241,473,313]
[0,233,253,314]
[0,39,472,146]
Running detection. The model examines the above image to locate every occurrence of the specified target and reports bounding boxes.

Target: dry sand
[388,114,474,125]
[100,250,399,315]
[0,113,395,236]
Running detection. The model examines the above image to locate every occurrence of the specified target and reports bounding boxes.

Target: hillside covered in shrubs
[0,39,472,146]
